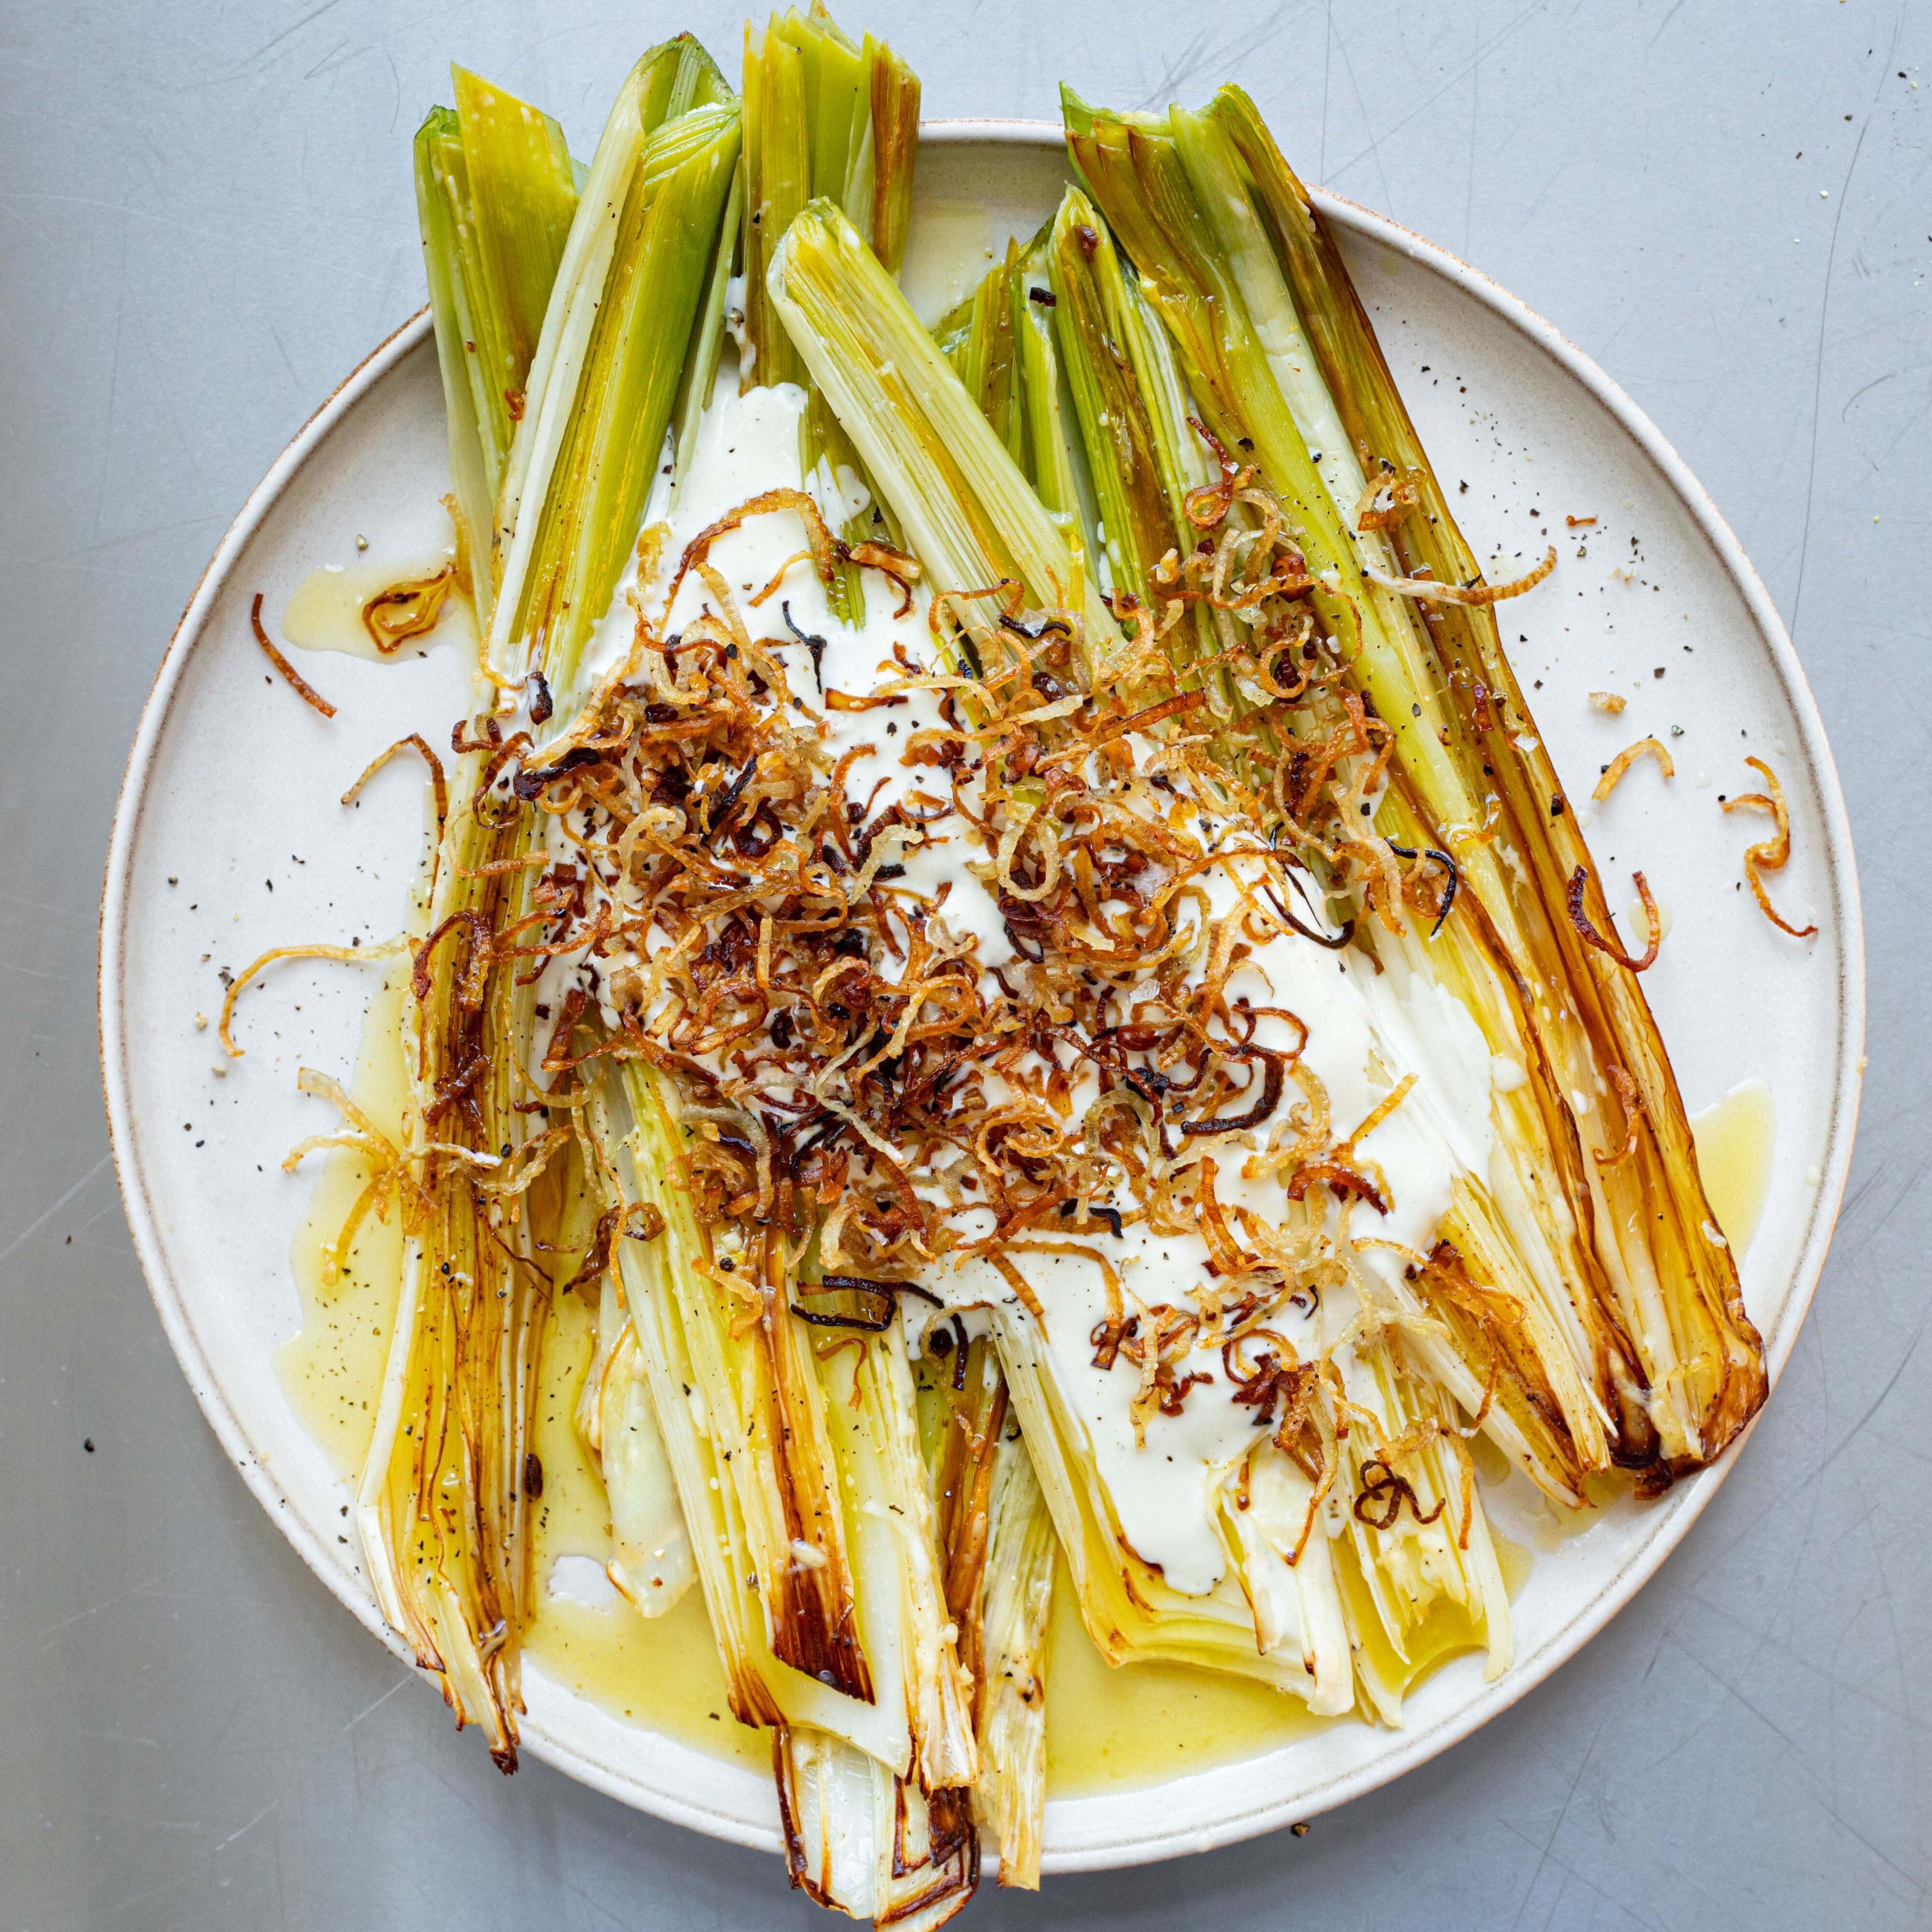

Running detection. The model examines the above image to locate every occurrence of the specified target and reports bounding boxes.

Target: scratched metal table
[4,3,1926,1926]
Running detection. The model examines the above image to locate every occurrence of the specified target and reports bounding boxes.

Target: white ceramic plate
[101,123,1864,1875]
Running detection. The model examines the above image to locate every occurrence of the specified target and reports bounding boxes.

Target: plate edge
[94,115,1867,1878]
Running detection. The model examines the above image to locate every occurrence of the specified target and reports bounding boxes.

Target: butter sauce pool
[275,969,1360,1793]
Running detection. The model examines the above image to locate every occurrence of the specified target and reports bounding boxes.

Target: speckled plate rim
[100,118,1865,1877]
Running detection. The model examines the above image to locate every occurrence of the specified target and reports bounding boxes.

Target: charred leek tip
[766,197,1119,672]
[778,1726,979,1923]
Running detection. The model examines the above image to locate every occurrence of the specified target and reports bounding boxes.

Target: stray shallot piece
[1591,735,1674,803]
[341,734,449,825]
[1567,867,1660,972]
[250,592,336,719]
[341,734,451,899]
[220,938,406,1056]
[1366,543,1556,608]
[1587,690,1627,714]
[1565,515,1597,529]
[1722,755,1817,938]
[1595,1065,1644,1171]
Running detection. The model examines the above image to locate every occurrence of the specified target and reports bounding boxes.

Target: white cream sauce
[941,882,1493,1595]
[528,375,1012,1069]
[538,370,1499,1600]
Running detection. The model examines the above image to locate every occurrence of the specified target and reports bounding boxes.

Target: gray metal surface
[2,2,1925,1926]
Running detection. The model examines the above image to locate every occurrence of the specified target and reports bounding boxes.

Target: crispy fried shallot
[221,938,407,1057]
[1366,544,1556,608]
[362,563,457,653]
[1722,756,1817,939]
[1352,1455,1445,1530]
[250,592,336,719]
[1567,866,1660,973]
[1591,735,1674,803]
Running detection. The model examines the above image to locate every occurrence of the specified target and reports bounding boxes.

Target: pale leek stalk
[740,8,919,360]
[518,103,742,708]
[599,1325,700,1615]
[551,31,983,1919]
[357,47,742,1768]
[354,851,552,1766]
[740,18,812,393]
[934,241,1020,458]
[1042,195,1172,599]
[767,199,1119,678]
[776,1728,978,1928]
[1059,104,1623,1477]
[587,1067,980,1920]
[769,191,1365,1712]
[1331,1341,1512,1718]
[1008,237,1098,549]
[486,37,740,710]
[1045,189,1213,669]
[1204,86,1765,1468]
[1031,172,1611,1509]
[571,1256,695,1618]
[589,1072,888,1749]
[1063,87,1763,1478]
[925,212,1515,1715]
[771,184,1512,1722]
[915,1328,1054,1888]
[669,165,746,492]
[973,1424,1055,1887]
[931,226,1097,547]
[491,36,733,570]
[741,6,920,620]
[990,1302,1355,1712]
[414,73,578,617]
